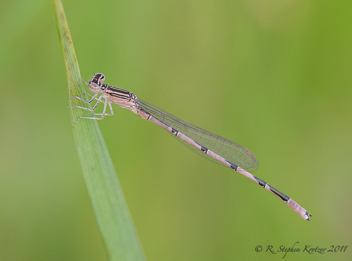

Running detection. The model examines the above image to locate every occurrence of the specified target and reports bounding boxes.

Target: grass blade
[52,1,145,260]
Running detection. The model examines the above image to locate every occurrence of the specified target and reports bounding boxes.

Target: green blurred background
[1,0,351,260]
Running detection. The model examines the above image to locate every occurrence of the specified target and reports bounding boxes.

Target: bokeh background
[1,0,351,260]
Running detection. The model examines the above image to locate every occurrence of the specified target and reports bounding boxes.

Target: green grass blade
[52,1,145,260]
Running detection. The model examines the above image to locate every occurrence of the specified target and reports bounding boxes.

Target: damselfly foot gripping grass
[69,73,312,221]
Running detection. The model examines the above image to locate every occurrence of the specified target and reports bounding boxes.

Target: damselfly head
[88,73,106,93]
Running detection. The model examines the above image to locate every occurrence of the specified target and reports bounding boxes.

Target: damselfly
[69,73,312,220]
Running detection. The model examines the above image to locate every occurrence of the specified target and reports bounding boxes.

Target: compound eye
[93,73,105,83]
